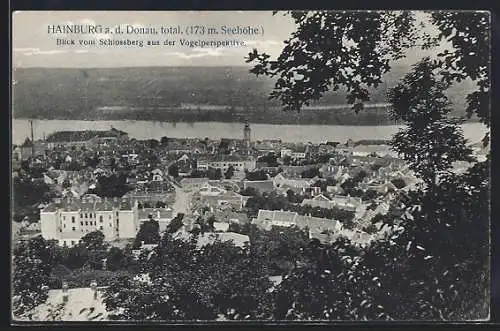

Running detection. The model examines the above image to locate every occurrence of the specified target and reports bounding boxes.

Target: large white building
[197,156,256,172]
[40,195,140,247]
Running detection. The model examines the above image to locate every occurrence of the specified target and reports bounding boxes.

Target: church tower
[243,121,251,148]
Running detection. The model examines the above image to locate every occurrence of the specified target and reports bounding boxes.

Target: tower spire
[30,120,35,158]
[243,120,251,155]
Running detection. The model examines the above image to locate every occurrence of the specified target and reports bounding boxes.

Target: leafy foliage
[13,175,55,222]
[388,58,475,186]
[133,220,161,249]
[301,167,320,178]
[258,153,279,167]
[243,10,490,321]
[91,174,130,198]
[246,11,489,128]
[168,163,179,178]
[103,233,273,320]
[246,11,419,111]
[13,236,54,317]
[245,169,268,181]
[224,165,235,179]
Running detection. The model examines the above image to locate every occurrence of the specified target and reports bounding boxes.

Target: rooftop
[45,129,126,143]
[42,198,134,213]
[202,155,254,163]
[253,209,341,232]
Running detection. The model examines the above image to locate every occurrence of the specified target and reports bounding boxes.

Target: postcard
[11,10,491,323]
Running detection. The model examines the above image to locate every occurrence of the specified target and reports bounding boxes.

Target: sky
[12,11,297,67]
[12,11,444,68]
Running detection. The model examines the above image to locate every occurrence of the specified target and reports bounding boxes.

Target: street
[171,185,191,217]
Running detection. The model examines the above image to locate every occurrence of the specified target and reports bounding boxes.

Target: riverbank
[12,119,488,146]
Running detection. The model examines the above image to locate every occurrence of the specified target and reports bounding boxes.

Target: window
[63,241,67,247]
[72,216,75,223]
[71,240,75,246]
[80,213,83,218]
[94,213,97,218]
[109,215,112,219]
[59,229,62,232]
[63,224,66,228]
[85,221,88,226]
[80,221,83,226]
[63,216,66,220]
[99,216,103,222]
[116,211,119,217]
[85,213,88,218]
[109,223,112,227]
[72,227,75,231]
[100,226,103,230]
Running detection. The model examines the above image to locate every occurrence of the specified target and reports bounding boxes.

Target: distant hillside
[12,66,477,125]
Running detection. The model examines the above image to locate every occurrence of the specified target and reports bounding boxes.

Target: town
[12,119,489,320]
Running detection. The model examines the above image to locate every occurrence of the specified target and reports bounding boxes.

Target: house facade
[251,209,342,235]
[197,157,256,172]
[40,196,140,247]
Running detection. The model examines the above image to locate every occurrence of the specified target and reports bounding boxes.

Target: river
[12,119,489,145]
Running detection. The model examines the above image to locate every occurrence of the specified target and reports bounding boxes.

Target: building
[197,155,256,172]
[40,196,139,247]
[137,208,174,233]
[280,148,292,158]
[213,221,230,232]
[273,173,317,191]
[251,209,342,235]
[301,194,364,212]
[199,190,249,211]
[14,138,47,161]
[151,169,164,182]
[243,121,251,150]
[122,191,174,204]
[180,177,210,192]
[199,183,227,197]
[319,164,348,179]
[45,129,128,149]
[254,140,278,154]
